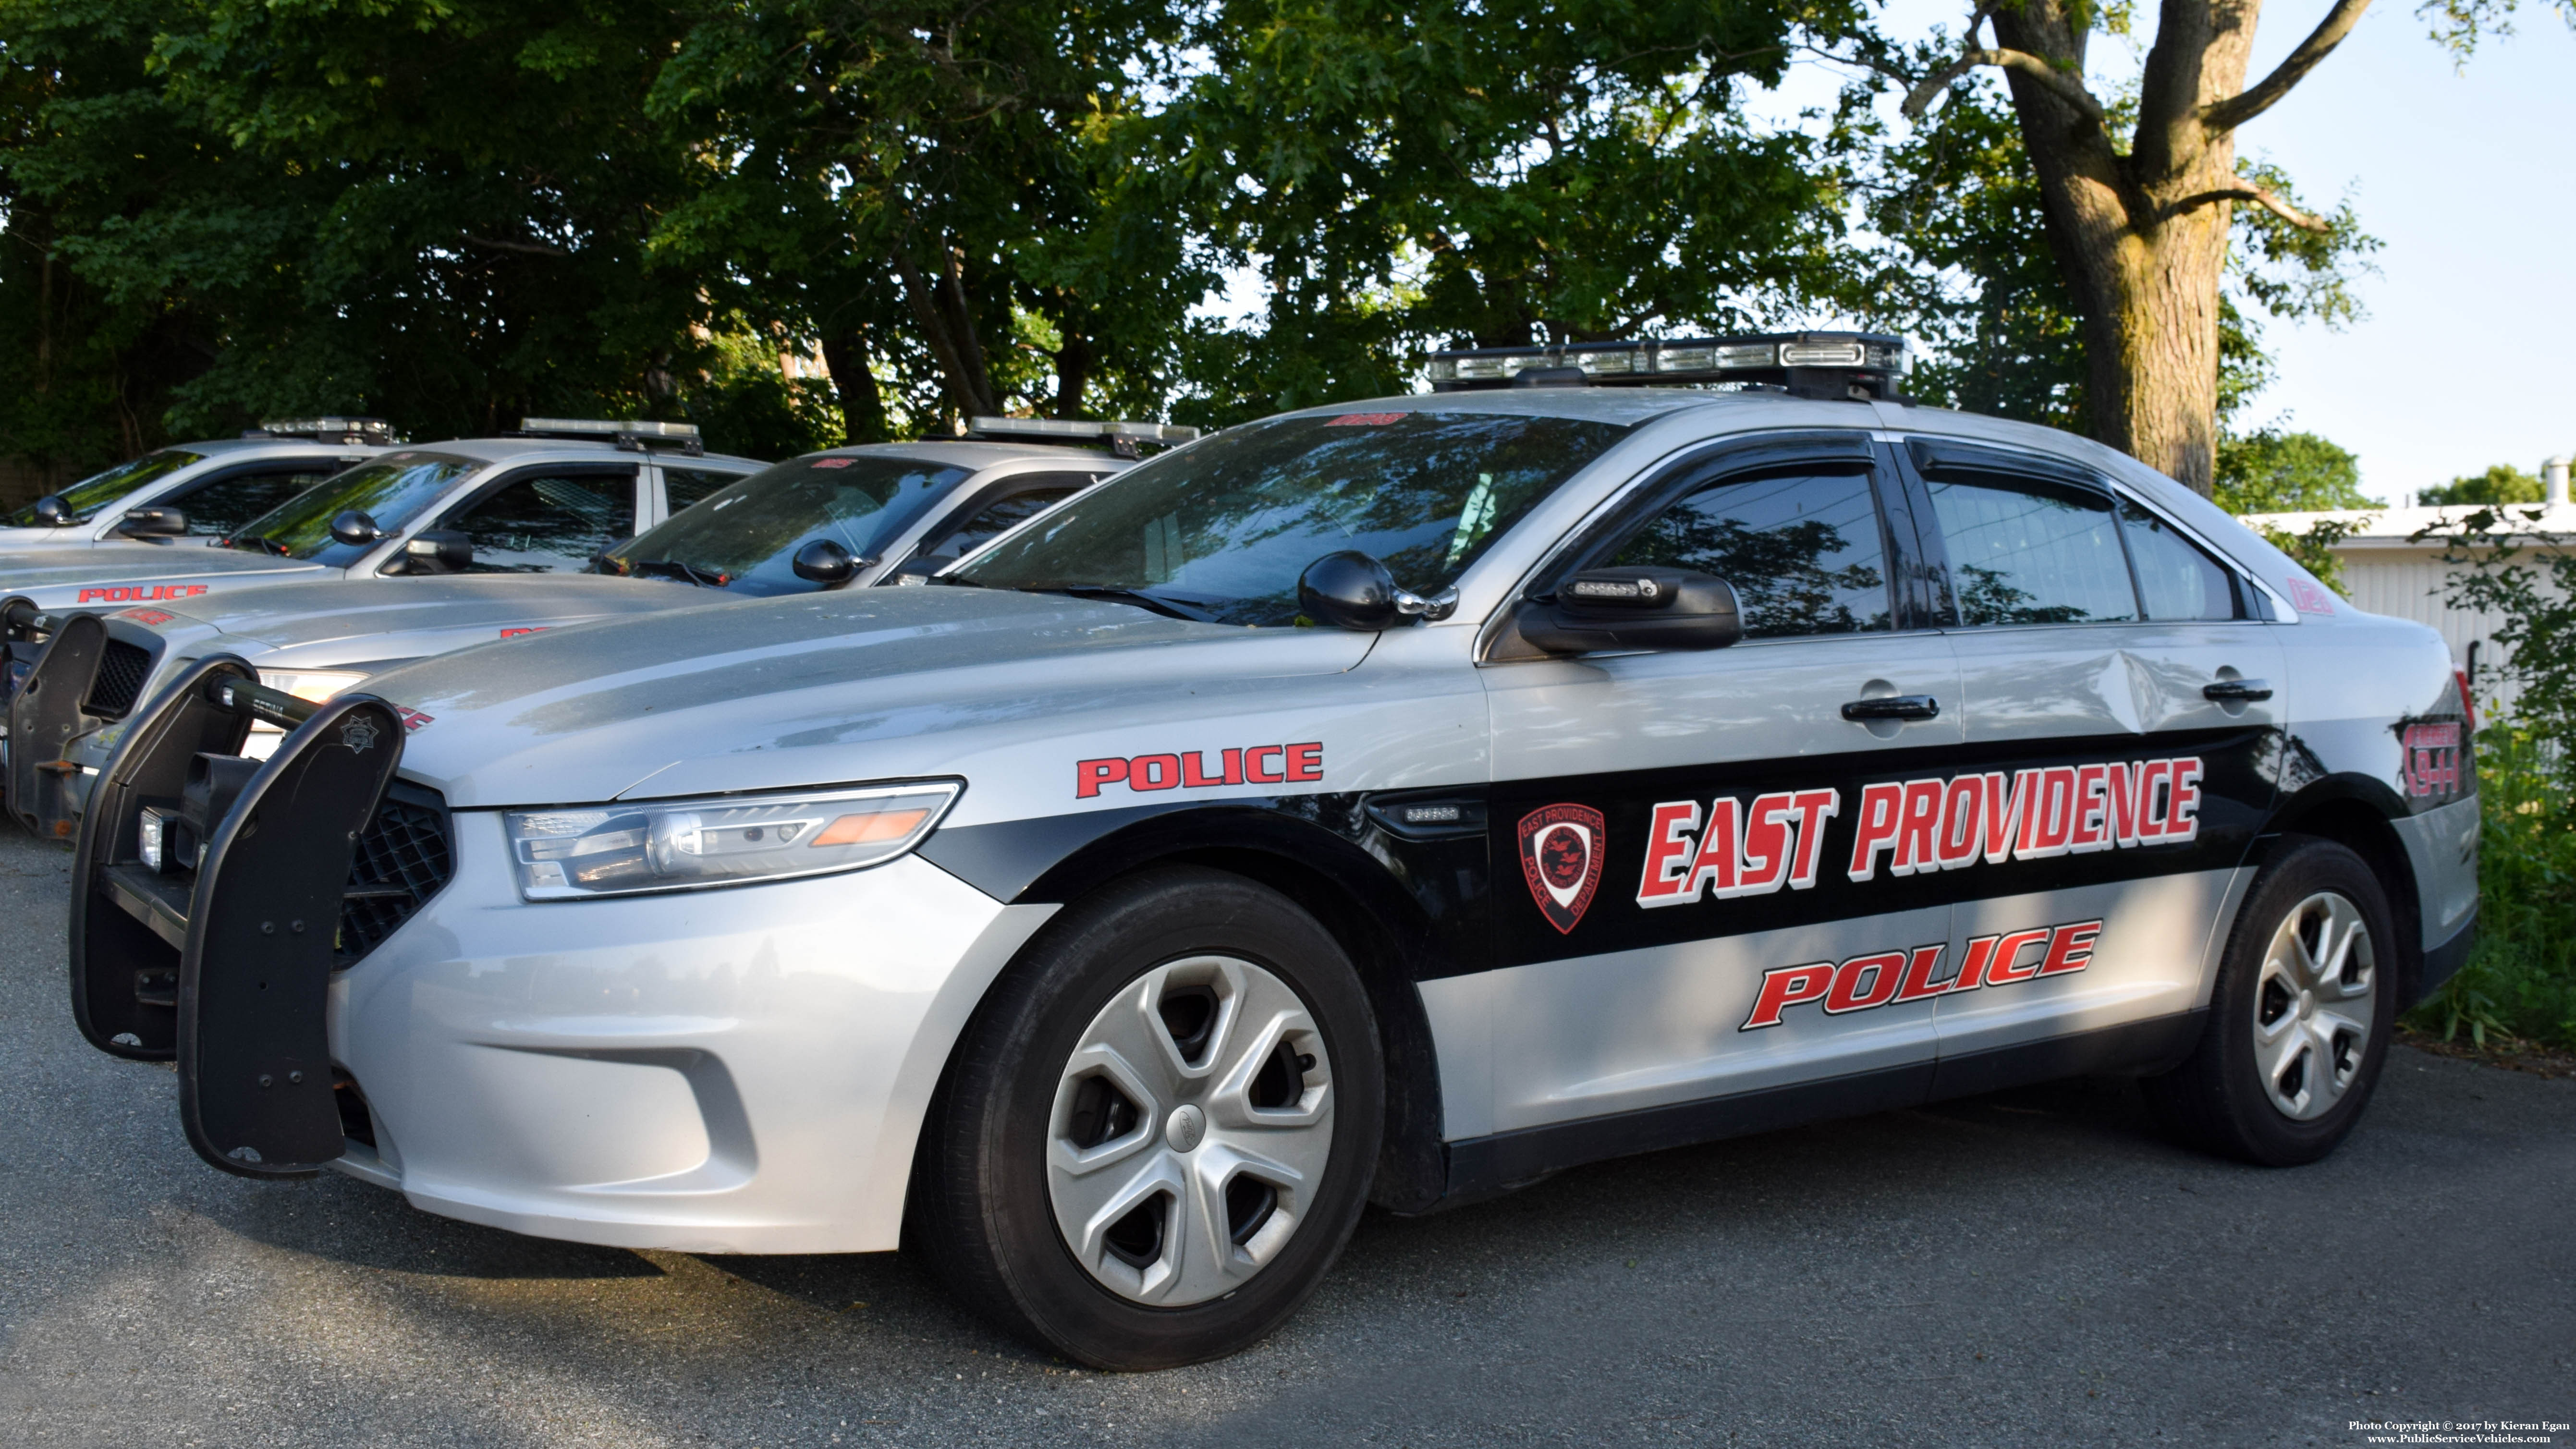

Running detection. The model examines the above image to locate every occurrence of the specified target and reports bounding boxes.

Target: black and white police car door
[1897,441,2285,1075]
[1453,440,1966,1141]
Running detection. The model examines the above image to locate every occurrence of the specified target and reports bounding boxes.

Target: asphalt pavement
[1,825,2568,1448]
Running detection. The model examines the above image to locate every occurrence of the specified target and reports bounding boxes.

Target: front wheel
[908,865,1383,1369]
[2144,836,2396,1166]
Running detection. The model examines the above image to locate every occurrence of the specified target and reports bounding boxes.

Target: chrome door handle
[2203,679,2273,702]
[1841,694,1941,722]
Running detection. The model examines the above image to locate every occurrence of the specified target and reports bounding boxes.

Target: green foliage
[2420,463,2545,507]
[2215,429,2374,514]
[2426,507,2576,742]
[2409,722,2576,1050]
[1162,0,1887,419]
[2249,515,2367,593]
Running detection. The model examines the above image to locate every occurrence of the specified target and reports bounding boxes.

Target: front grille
[337,785,453,962]
[84,640,154,718]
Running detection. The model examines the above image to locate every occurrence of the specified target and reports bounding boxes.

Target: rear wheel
[2144,836,2395,1165]
[908,865,1383,1369]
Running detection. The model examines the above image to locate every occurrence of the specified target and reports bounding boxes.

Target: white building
[2238,458,2571,717]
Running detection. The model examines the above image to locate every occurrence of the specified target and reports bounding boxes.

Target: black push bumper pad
[7,610,110,836]
[179,694,406,1178]
[70,653,258,1060]
[71,659,407,1178]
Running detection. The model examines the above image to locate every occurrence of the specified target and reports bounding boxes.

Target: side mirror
[403,529,473,574]
[1296,550,1457,631]
[329,509,385,547]
[1519,567,1743,654]
[792,538,861,585]
[115,506,188,538]
[30,494,75,527]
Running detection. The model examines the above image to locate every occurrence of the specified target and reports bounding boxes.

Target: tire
[2143,836,2397,1166]
[907,865,1384,1370]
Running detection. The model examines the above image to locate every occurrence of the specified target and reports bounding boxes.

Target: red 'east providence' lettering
[1076,743,1323,798]
[1740,919,2103,1030]
[1843,755,2202,883]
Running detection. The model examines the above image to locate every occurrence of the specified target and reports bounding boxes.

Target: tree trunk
[1985,0,2267,497]
[819,329,893,444]
[892,239,1001,423]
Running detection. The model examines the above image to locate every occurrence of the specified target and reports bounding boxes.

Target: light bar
[1427,331,1909,401]
[251,416,396,442]
[519,417,701,439]
[967,417,1202,445]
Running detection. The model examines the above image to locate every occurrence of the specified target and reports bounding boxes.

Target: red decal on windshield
[812,457,854,469]
[1325,413,1405,426]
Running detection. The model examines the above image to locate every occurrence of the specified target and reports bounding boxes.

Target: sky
[1807,0,2576,502]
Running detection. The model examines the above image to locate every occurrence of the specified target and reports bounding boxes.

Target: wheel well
[2260,794,2424,1005]
[1080,844,1452,1215]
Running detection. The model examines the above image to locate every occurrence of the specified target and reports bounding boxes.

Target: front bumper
[334,822,1054,1253]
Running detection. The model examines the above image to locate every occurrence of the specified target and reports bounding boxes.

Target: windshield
[599,452,974,596]
[221,452,478,564]
[3,449,205,526]
[952,411,1635,626]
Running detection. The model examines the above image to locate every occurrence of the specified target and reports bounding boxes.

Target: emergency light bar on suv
[513,417,707,455]
[965,416,1202,457]
[243,416,398,445]
[1427,330,1908,402]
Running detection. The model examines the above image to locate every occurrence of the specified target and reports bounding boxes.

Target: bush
[2409,723,2576,1049]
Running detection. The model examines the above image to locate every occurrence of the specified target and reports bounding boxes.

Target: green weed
[2408,723,2576,1050]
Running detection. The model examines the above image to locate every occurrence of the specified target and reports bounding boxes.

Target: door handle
[2203,679,2273,702]
[1841,694,1941,722]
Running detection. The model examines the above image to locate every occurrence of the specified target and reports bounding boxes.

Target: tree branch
[463,234,569,256]
[1901,47,2104,125]
[2168,179,2332,231]
[2203,0,2374,131]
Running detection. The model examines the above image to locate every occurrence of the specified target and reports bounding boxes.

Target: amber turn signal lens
[811,808,931,847]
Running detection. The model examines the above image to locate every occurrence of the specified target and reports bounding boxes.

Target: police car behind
[10,426,1144,836]
[72,335,2476,1371]
[0,417,393,553]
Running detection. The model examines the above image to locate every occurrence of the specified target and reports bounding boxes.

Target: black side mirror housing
[329,509,385,547]
[30,494,75,527]
[792,538,861,585]
[403,529,473,573]
[115,506,188,538]
[1295,550,1457,631]
[1519,567,1743,654]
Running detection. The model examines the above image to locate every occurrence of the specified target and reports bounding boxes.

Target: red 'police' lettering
[1076,742,1325,797]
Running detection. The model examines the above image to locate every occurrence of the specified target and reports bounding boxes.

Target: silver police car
[0,417,392,553]
[68,335,2476,1370]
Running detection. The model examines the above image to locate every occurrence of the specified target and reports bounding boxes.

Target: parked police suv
[0,417,393,554]
[67,335,2476,1370]
[5,421,1145,838]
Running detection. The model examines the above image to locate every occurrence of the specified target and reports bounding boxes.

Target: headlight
[503,781,962,900]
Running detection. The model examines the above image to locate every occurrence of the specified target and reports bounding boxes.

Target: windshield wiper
[227,534,292,557]
[628,557,730,589]
[1028,585,1214,622]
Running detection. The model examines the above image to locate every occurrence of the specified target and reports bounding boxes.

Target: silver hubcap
[2252,890,2376,1120]
[1046,955,1334,1305]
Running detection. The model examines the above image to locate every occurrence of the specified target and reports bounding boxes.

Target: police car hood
[141,573,694,666]
[372,587,1376,808]
[0,545,318,604]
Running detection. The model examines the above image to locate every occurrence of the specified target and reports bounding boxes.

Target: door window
[2120,504,2243,621]
[439,469,635,572]
[915,475,1095,567]
[169,466,338,536]
[663,466,745,513]
[1604,464,1892,637]
[1925,476,2137,626]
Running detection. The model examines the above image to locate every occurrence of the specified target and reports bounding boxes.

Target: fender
[919,794,1483,1213]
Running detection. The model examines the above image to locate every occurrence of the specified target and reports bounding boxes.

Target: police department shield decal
[1517,804,1605,935]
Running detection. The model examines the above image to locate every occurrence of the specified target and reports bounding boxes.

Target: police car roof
[385,436,769,468]
[164,435,391,460]
[803,439,1123,470]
